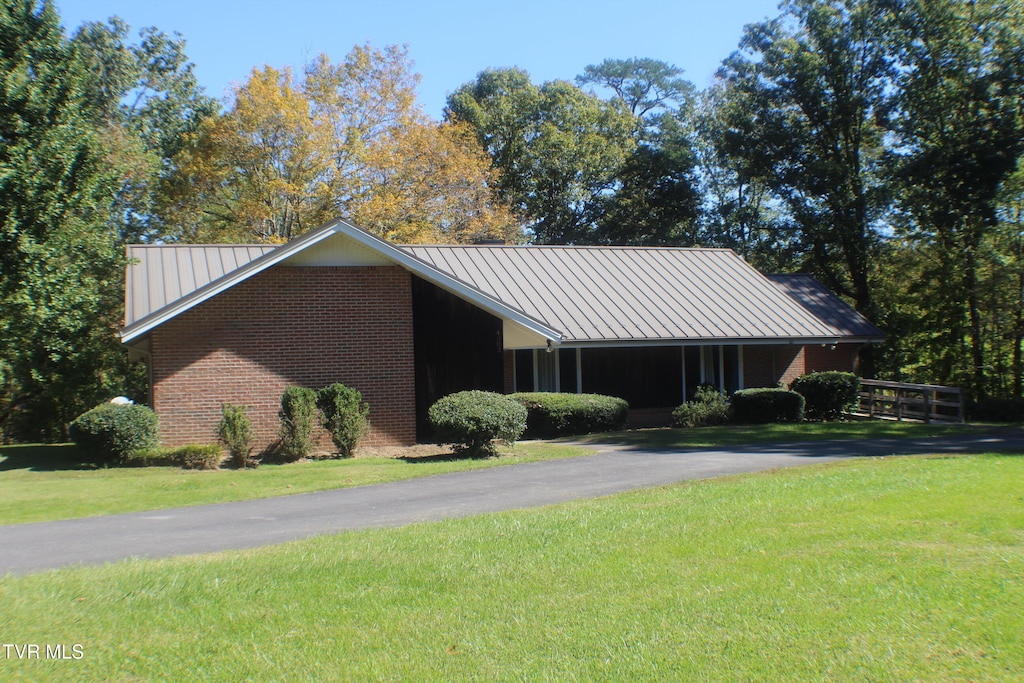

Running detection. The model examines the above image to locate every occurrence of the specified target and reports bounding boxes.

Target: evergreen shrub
[509,392,628,438]
[428,390,527,458]
[279,386,319,460]
[69,403,160,465]
[218,403,255,468]
[173,444,224,470]
[672,385,731,428]
[731,388,805,424]
[316,383,369,458]
[790,371,861,421]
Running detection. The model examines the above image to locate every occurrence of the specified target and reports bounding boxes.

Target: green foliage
[509,392,628,438]
[731,388,805,424]
[791,371,861,421]
[447,67,637,244]
[68,403,160,464]
[316,383,369,458]
[428,391,527,458]
[0,2,213,442]
[714,0,889,349]
[279,386,319,461]
[218,404,255,468]
[171,444,223,470]
[672,385,731,428]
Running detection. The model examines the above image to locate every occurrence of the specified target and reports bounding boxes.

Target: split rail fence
[857,379,964,424]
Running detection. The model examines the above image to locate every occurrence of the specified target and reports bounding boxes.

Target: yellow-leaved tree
[160,44,520,244]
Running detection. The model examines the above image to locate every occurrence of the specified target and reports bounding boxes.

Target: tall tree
[69,18,217,243]
[0,1,127,438]
[165,45,518,244]
[577,58,702,245]
[884,0,1024,395]
[715,0,891,373]
[447,68,637,244]
[694,84,798,271]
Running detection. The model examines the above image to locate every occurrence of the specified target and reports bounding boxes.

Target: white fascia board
[337,220,563,344]
[121,218,562,346]
[120,220,345,344]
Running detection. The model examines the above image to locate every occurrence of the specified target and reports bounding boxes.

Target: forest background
[2,0,1022,440]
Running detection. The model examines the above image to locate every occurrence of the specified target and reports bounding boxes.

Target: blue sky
[57,0,783,118]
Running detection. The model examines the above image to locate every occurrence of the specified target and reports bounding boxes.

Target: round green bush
[731,388,805,424]
[790,371,861,421]
[509,392,628,438]
[428,390,527,458]
[69,403,160,465]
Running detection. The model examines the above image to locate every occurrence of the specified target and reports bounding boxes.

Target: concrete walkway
[2,430,1021,575]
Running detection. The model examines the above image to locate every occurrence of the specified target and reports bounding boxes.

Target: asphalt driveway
[1,430,1021,575]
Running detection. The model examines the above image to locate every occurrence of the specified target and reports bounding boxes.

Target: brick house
[121,219,884,451]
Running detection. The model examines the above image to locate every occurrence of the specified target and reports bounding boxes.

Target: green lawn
[572,419,974,449]
[1,453,1020,682]
[0,442,586,525]
[0,421,989,525]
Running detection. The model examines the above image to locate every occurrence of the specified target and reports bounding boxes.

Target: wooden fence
[857,379,964,424]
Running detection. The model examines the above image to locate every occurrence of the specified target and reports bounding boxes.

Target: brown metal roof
[401,245,843,344]
[125,245,275,327]
[123,230,879,346]
[767,274,886,341]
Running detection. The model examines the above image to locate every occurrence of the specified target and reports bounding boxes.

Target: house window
[685,345,742,398]
[535,348,558,391]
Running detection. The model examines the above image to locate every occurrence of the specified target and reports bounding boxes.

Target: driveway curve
[2,430,1021,575]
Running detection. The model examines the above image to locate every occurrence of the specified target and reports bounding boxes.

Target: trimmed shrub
[317,383,369,458]
[672,385,731,428]
[509,392,628,438]
[428,390,527,458]
[731,388,805,424]
[279,386,319,461]
[69,403,160,465]
[174,444,224,470]
[791,371,861,421]
[218,403,255,468]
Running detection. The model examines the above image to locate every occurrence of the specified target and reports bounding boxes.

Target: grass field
[0,442,586,525]
[0,421,975,525]
[1,453,1021,682]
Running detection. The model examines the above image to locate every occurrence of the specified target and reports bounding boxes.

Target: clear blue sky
[57,0,783,118]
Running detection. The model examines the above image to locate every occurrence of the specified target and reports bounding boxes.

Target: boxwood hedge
[428,391,527,458]
[790,371,861,421]
[731,388,805,424]
[509,392,629,438]
[69,403,160,465]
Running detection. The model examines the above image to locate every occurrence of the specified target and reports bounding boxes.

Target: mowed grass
[1,453,1021,682]
[0,442,586,525]
[0,421,978,525]
[573,419,974,450]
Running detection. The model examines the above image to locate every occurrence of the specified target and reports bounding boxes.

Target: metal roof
[401,245,844,344]
[121,220,561,345]
[125,244,275,327]
[766,274,886,341]
[122,223,879,347]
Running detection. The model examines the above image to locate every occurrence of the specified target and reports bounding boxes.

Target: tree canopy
[3,0,1024,440]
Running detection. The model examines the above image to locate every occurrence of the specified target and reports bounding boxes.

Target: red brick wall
[805,343,861,374]
[149,266,416,453]
[742,345,804,388]
[503,350,515,394]
[742,343,864,389]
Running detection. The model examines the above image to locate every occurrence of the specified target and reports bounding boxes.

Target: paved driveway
[1,430,1021,575]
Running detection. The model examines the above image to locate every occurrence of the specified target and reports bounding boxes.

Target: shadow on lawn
[0,443,94,471]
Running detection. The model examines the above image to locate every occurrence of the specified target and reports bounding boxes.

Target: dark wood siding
[411,277,503,441]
